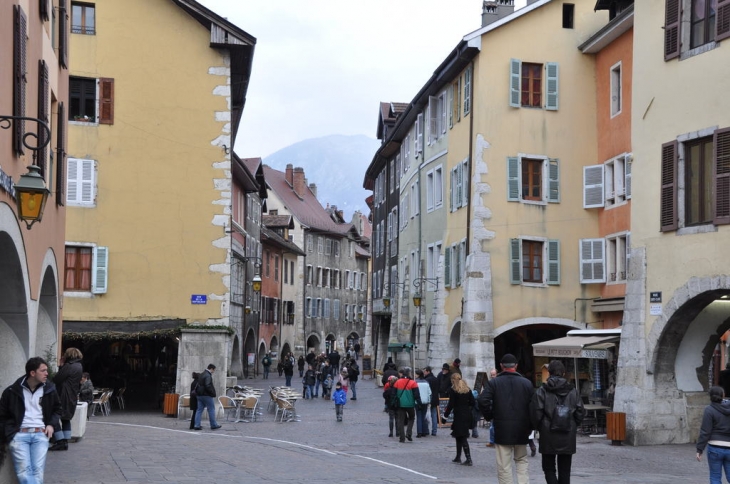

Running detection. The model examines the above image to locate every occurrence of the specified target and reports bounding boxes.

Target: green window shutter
[548,158,560,203]
[507,157,520,201]
[713,128,730,225]
[583,165,605,208]
[547,240,560,285]
[444,246,451,287]
[92,246,109,294]
[509,59,521,108]
[545,63,559,111]
[510,238,521,284]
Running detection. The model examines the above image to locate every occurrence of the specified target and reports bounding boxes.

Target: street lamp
[15,165,50,229]
[382,297,390,308]
[412,277,439,352]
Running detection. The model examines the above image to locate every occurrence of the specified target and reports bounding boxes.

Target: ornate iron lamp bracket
[0,115,51,152]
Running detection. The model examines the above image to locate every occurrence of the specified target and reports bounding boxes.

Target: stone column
[461,251,495,388]
[177,328,231,399]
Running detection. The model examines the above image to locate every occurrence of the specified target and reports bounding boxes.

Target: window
[325,238,332,255]
[579,238,607,283]
[508,156,560,204]
[610,62,622,117]
[316,266,323,287]
[450,159,470,211]
[265,251,271,278]
[64,245,108,293]
[390,160,395,192]
[410,181,419,217]
[290,261,295,285]
[334,270,340,289]
[660,127,730,231]
[361,272,367,292]
[562,3,575,29]
[691,0,718,48]
[464,66,472,115]
[66,158,96,206]
[69,77,113,124]
[401,193,409,229]
[306,297,312,318]
[306,265,313,285]
[450,79,461,127]
[284,258,288,284]
[324,268,330,288]
[307,235,313,252]
[324,299,331,319]
[333,299,341,319]
[664,0,729,60]
[426,166,444,212]
[71,2,95,35]
[317,237,323,254]
[13,6,27,155]
[428,91,447,145]
[510,238,560,285]
[426,242,442,289]
[583,154,632,208]
[606,234,629,282]
[444,240,466,288]
[415,113,424,156]
[510,59,559,110]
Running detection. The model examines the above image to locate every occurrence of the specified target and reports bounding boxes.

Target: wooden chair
[274,398,298,422]
[240,397,260,422]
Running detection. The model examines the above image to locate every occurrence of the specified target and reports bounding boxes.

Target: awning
[532,334,619,359]
[387,342,415,353]
[590,297,625,313]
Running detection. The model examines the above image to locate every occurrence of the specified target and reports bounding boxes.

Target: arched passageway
[0,231,29,384]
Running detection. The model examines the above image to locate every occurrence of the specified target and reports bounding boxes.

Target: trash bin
[71,402,88,440]
[163,393,180,417]
[606,412,626,446]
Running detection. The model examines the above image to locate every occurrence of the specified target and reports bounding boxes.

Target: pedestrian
[531,360,585,484]
[697,386,730,484]
[393,367,422,443]
[303,364,316,399]
[328,348,340,371]
[478,353,534,484]
[383,375,399,437]
[487,368,497,447]
[423,366,440,436]
[444,373,476,466]
[283,353,294,387]
[348,361,360,400]
[297,355,305,378]
[332,382,347,422]
[193,364,221,431]
[452,358,463,375]
[50,347,83,451]
[277,360,284,377]
[437,363,452,397]
[382,357,398,385]
[353,342,361,360]
[415,369,432,437]
[78,372,94,410]
[188,372,199,430]
[471,388,481,439]
[338,367,350,394]
[0,356,62,484]
[261,353,272,380]
[306,349,316,367]
[320,359,333,399]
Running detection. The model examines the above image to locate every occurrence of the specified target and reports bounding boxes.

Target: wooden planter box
[606,412,626,445]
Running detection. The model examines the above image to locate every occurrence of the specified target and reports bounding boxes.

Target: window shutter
[92,246,109,294]
[444,246,451,287]
[547,239,560,285]
[509,58,521,108]
[624,154,632,199]
[454,243,461,286]
[545,63,559,111]
[462,160,469,206]
[40,0,49,21]
[510,239,521,284]
[416,113,424,155]
[66,158,78,203]
[583,165,605,208]
[81,159,95,204]
[664,0,681,61]
[14,5,28,156]
[99,78,114,124]
[580,238,606,283]
[660,141,678,231]
[717,0,730,41]
[507,157,520,201]
[429,96,438,144]
[37,60,50,178]
[441,93,447,134]
[59,0,68,69]
[548,158,560,203]
[714,128,730,225]
[56,102,66,205]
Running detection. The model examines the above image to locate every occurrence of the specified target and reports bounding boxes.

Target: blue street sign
[191,294,207,305]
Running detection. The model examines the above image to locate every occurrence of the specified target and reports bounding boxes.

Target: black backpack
[550,393,573,432]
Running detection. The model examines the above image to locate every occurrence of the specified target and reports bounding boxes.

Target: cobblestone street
[43,374,701,483]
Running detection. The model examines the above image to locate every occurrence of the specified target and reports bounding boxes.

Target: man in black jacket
[478,354,534,484]
[423,366,440,436]
[0,357,62,483]
[437,363,452,397]
[347,362,359,400]
[193,364,221,431]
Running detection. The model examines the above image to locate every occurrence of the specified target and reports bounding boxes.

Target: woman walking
[443,373,475,466]
[697,386,730,484]
[530,360,585,484]
[51,347,84,451]
[189,372,199,429]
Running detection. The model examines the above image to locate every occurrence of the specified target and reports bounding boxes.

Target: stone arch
[258,341,267,362]
[230,335,242,377]
[494,317,584,338]
[36,262,60,359]
[324,333,336,353]
[269,335,279,356]
[243,328,256,377]
[306,333,321,353]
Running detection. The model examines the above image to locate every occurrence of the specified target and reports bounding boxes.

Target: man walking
[0,357,62,484]
[423,366,440,436]
[347,361,359,400]
[261,353,272,380]
[487,367,498,447]
[393,367,422,443]
[193,364,221,431]
[478,354,534,484]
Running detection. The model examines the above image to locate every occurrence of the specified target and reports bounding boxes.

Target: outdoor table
[583,404,610,435]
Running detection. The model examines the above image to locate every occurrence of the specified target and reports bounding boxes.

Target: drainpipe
[465,60,475,256]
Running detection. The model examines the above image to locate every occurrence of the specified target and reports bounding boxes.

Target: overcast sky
[197,1,528,159]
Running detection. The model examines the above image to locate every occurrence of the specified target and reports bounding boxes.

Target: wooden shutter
[714,128,730,225]
[547,239,560,285]
[99,78,114,124]
[624,153,632,199]
[59,0,68,69]
[444,246,451,287]
[664,0,681,61]
[717,0,730,42]
[580,238,606,284]
[548,158,560,203]
[509,59,521,108]
[40,0,49,21]
[37,60,49,177]
[583,165,605,208]
[660,141,678,231]
[92,246,109,294]
[14,5,27,155]
[510,239,521,284]
[56,102,66,205]
[545,63,559,111]
[507,157,520,201]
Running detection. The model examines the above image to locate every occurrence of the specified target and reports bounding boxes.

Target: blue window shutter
[547,239,560,285]
[444,246,451,287]
[92,246,108,294]
[510,239,521,284]
[548,158,560,203]
[509,59,521,108]
[507,157,520,201]
[545,62,559,110]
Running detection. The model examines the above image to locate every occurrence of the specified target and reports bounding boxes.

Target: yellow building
[63,0,254,403]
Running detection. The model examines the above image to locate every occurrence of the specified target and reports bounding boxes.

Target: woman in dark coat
[51,347,84,451]
[189,372,199,430]
[530,360,585,484]
[444,373,475,466]
[696,386,730,483]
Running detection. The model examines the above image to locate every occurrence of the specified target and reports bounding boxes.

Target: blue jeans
[314,380,321,397]
[430,405,438,435]
[416,405,429,435]
[305,385,314,399]
[263,366,270,379]
[350,380,357,399]
[194,395,219,428]
[708,444,730,484]
[8,430,49,484]
[285,374,292,387]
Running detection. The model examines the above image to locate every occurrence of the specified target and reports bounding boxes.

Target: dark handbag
[550,394,572,432]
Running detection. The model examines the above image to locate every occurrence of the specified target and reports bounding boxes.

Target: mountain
[263,134,380,221]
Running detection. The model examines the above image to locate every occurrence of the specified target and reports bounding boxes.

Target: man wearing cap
[437,363,452,397]
[478,354,534,484]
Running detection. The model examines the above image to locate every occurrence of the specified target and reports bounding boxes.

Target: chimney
[309,183,317,199]
[292,167,306,197]
[482,0,515,27]
[285,164,294,187]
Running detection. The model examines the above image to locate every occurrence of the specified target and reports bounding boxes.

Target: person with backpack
[347,361,360,400]
[383,375,399,437]
[530,360,585,484]
[393,367,422,443]
[320,360,333,399]
[303,364,316,399]
[261,353,272,380]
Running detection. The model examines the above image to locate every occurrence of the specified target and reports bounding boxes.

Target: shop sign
[0,164,16,199]
[581,349,608,359]
[533,347,608,359]
[650,292,662,303]
[191,294,207,304]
